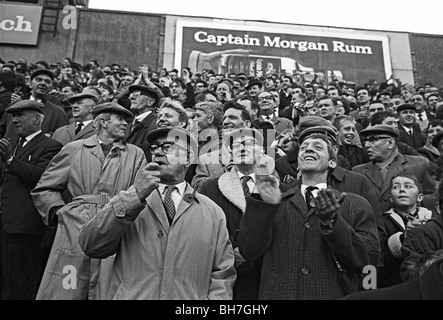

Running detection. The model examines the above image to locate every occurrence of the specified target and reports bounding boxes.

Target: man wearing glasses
[257,91,293,137]
[79,127,236,299]
[353,124,436,213]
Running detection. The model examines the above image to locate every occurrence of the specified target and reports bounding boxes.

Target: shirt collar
[301,183,327,198]
[158,181,187,196]
[135,110,152,122]
[237,171,256,184]
[77,120,92,127]
[22,130,42,143]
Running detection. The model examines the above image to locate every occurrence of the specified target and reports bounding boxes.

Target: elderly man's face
[150,135,190,181]
[72,97,94,121]
[230,136,262,165]
[104,113,128,140]
[364,135,394,162]
[298,137,331,173]
[130,91,151,112]
[317,98,336,120]
[258,92,276,114]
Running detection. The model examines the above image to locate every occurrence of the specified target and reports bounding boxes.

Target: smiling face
[398,109,416,127]
[390,176,423,210]
[298,137,331,173]
[222,108,250,132]
[337,120,356,145]
[257,92,276,116]
[156,107,183,128]
[427,124,443,143]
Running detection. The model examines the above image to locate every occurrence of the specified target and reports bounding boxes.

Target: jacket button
[158,231,163,238]
[305,222,311,229]
[302,268,309,275]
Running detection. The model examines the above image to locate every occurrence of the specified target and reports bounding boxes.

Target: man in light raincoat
[31,102,147,300]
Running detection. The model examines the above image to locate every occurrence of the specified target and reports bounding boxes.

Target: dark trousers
[1,224,44,300]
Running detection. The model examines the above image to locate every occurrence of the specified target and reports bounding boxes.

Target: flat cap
[298,116,338,144]
[396,103,416,113]
[30,68,54,81]
[359,124,400,139]
[432,131,443,148]
[6,100,44,114]
[68,89,100,104]
[92,102,133,119]
[225,127,264,149]
[128,85,161,105]
[147,126,198,153]
[246,79,263,89]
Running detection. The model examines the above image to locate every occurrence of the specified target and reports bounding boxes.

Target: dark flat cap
[92,102,133,119]
[6,100,44,114]
[224,127,264,148]
[298,116,338,144]
[30,68,54,81]
[128,85,160,105]
[397,103,416,113]
[147,126,198,153]
[246,79,263,89]
[360,124,400,139]
[432,131,443,148]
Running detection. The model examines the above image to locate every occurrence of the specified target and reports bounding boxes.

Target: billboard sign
[175,21,392,84]
[0,3,43,45]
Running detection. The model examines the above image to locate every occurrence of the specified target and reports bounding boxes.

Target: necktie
[75,122,84,135]
[418,114,423,121]
[241,176,252,197]
[408,129,413,135]
[132,119,141,132]
[163,185,177,224]
[15,137,26,156]
[305,186,318,210]
[100,143,113,157]
[265,116,271,122]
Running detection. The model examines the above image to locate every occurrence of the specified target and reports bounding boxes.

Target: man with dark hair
[397,103,426,150]
[278,75,293,112]
[239,127,380,299]
[192,101,276,190]
[0,69,68,140]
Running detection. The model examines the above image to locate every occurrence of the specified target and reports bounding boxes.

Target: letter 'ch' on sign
[0,3,43,45]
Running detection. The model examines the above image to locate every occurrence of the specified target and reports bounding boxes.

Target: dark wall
[410,33,443,88]
[74,9,164,71]
[1,8,164,71]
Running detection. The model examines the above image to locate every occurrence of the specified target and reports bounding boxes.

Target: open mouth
[157,122,169,128]
[303,156,316,161]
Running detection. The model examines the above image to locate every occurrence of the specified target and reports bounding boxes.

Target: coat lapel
[146,190,170,234]
[15,132,45,158]
[174,183,197,221]
[380,154,406,197]
[218,167,246,213]
[363,162,384,192]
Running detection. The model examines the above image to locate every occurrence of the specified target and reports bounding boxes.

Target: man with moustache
[79,127,236,299]
[31,102,146,300]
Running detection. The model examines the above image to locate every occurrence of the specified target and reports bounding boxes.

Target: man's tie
[131,119,141,132]
[418,114,423,121]
[305,186,318,210]
[241,176,252,198]
[163,185,177,224]
[408,129,413,135]
[75,122,84,135]
[14,137,26,156]
[265,116,271,122]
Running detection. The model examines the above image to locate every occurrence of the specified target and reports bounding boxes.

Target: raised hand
[134,162,161,202]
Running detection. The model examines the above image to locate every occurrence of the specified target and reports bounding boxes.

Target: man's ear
[435,201,441,215]
[245,120,252,128]
[328,159,337,169]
